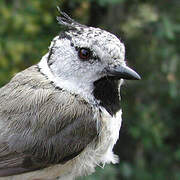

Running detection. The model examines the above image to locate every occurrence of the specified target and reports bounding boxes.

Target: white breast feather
[57,107,122,180]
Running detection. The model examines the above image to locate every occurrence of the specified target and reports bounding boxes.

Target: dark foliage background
[0,0,180,179]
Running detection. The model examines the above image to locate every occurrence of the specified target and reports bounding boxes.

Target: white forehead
[63,26,125,62]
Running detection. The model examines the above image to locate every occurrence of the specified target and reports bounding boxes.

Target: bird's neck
[38,54,98,105]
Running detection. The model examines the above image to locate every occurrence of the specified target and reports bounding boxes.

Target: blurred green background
[0,0,180,179]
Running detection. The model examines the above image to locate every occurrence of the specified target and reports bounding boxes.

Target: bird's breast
[95,106,122,165]
[61,106,123,178]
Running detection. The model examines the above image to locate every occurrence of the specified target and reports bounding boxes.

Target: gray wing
[0,66,99,177]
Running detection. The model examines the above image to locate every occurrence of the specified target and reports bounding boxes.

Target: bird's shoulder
[0,65,100,177]
[0,65,94,116]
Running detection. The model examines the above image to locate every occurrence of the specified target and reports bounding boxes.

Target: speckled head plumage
[39,8,140,105]
[56,7,125,64]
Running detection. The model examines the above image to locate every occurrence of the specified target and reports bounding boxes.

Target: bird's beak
[106,65,141,80]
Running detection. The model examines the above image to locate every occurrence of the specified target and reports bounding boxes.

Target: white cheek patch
[38,54,99,105]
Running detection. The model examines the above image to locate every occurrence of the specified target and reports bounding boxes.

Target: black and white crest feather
[56,7,86,29]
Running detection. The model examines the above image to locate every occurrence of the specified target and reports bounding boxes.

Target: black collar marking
[93,77,121,116]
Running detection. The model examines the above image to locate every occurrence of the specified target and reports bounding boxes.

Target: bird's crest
[56,7,86,30]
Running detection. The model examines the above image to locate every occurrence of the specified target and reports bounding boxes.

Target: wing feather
[0,66,99,177]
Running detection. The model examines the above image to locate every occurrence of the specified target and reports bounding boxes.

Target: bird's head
[38,9,141,103]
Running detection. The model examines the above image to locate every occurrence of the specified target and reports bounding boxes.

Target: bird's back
[0,65,99,180]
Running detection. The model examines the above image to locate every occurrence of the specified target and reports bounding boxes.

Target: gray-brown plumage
[0,66,98,177]
[0,9,140,180]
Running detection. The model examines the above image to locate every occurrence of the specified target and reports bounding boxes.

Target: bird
[0,9,141,180]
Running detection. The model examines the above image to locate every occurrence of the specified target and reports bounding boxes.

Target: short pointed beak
[106,65,141,80]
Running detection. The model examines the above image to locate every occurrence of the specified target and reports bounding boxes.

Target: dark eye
[78,48,91,60]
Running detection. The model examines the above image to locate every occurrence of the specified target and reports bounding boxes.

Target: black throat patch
[93,77,121,116]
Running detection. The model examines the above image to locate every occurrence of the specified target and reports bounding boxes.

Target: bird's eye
[78,48,91,60]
